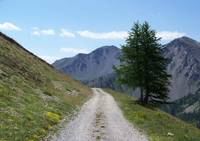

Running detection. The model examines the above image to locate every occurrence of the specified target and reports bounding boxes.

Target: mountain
[0,32,91,141]
[163,36,200,100]
[54,36,200,101]
[157,36,200,128]
[162,36,200,126]
[53,45,121,81]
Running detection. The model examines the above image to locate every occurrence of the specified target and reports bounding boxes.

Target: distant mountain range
[53,36,200,100]
[53,36,200,127]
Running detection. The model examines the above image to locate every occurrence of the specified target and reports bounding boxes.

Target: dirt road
[51,88,148,141]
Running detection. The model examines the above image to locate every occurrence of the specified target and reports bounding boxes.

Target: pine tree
[115,22,170,104]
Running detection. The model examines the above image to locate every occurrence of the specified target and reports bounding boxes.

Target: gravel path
[51,88,148,141]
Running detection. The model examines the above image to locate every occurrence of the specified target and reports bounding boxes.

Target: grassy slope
[105,89,200,141]
[0,32,92,141]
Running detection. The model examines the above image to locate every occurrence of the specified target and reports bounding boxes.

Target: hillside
[0,32,91,141]
[106,89,200,141]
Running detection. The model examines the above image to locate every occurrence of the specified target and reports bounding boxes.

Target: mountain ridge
[0,32,53,68]
[53,36,200,100]
[53,45,121,81]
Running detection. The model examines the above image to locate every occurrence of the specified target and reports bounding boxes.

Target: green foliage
[105,89,200,141]
[114,22,170,104]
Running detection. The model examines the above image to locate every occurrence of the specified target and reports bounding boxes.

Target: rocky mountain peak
[91,45,120,58]
[166,36,200,49]
[92,45,119,52]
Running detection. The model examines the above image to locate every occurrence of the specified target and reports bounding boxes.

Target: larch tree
[114,22,170,104]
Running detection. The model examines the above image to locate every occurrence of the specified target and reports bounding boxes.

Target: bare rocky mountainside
[53,45,121,81]
[163,37,200,100]
[53,36,200,126]
[53,46,123,91]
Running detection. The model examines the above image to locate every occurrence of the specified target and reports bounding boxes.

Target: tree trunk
[140,87,144,103]
[144,94,149,104]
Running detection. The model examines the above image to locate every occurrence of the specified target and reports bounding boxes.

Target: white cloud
[77,30,128,40]
[0,22,21,31]
[41,29,55,35]
[60,47,90,57]
[77,30,185,41]
[32,31,40,35]
[32,28,55,36]
[156,31,186,41]
[40,55,60,64]
[60,29,75,38]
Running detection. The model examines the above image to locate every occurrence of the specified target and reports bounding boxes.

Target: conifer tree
[115,22,170,104]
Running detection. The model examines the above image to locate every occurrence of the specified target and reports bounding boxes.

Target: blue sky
[0,0,199,63]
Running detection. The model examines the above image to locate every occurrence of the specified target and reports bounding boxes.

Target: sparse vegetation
[105,89,200,141]
[0,32,91,141]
